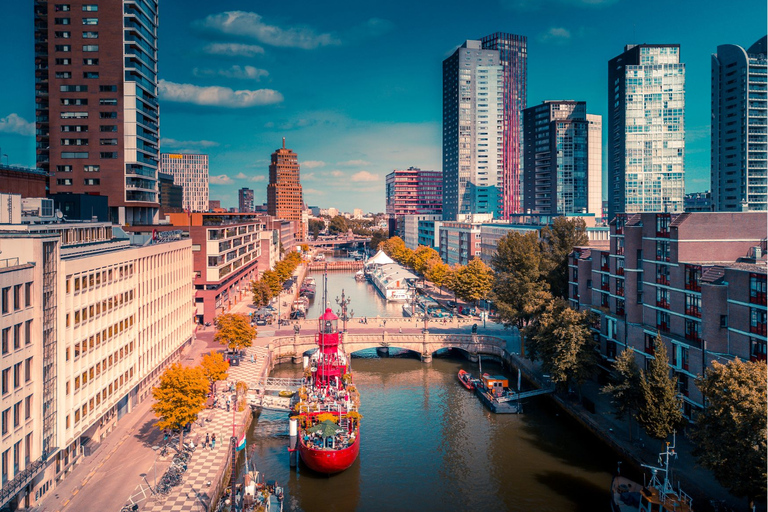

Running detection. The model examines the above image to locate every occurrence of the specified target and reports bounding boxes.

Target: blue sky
[0,0,764,212]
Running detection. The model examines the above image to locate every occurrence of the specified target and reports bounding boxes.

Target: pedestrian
[399,327,402,333]
[251,354,255,364]
[211,434,216,450]
[227,396,231,412]
[205,432,210,449]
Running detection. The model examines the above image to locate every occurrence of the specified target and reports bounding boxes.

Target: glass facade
[159,153,210,212]
[608,45,685,220]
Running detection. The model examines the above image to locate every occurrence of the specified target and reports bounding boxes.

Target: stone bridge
[267,331,513,364]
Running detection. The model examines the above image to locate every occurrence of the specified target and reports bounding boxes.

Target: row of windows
[59,84,116,92]
[0,396,32,436]
[54,31,98,39]
[68,341,134,394]
[60,112,117,119]
[59,152,117,160]
[1,358,32,395]
[60,139,118,146]
[1,284,32,314]
[1,322,33,355]
[0,432,33,487]
[55,4,99,12]
[56,164,100,173]
[67,292,134,329]
[67,265,135,296]
[66,367,134,431]
[54,18,98,25]
[55,71,100,79]
[54,44,99,52]
[56,178,100,186]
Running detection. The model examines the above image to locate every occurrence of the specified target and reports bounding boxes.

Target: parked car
[255,318,267,326]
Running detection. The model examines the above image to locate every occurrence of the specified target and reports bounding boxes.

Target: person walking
[211,434,216,450]
[205,432,210,449]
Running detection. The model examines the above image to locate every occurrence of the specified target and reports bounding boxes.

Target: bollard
[289,418,298,468]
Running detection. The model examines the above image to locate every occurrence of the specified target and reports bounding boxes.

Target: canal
[243,269,629,511]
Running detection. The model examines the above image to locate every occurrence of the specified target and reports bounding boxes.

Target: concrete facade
[159,154,209,213]
[568,212,767,417]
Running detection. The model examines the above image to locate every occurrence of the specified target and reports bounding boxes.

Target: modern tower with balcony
[159,153,209,212]
[34,0,160,226]
[607,44,685,221]
[711,36,767,212]
[442,34,526,221]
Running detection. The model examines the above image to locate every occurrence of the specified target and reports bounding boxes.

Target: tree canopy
[540,217,589,299]
[251,278,272,308]
[524,298,598,393]
[200,352,229,391]
[691,359,767,508]
[328,215,349,235]
[411,246,441,276]
[601,347,643,440]
[636,334,683,441]
[450,257,494,304]
[491,231,551,328]
[152,363,209,450]
[308,219,325,239]
[214,313,256,351]
[425,260,451,291]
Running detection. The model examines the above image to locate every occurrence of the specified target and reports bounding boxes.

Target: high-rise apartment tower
[34,0,160,225]
[239,188,255,213]
[523,101,602,216]
[711,36,767,212]
[159,153,209,212]
[607,44,685,220]
[385,167,443,215]
[267,138,305,241]
[442,34,526,221]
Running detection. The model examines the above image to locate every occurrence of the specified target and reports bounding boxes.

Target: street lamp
[151,445,160,492]
[335,289,353,332]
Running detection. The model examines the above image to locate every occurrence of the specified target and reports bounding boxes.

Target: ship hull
[298,432,360,474]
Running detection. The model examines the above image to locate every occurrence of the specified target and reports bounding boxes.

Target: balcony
[750,324,767,336]
[617,267,625,276]
[656,299,670,309]
[750,292,767,306]
[685,307,701,318]
[656,229,670,238]
[656,253,671,262]
[685,281,701,292]
[601,282,610,292]
[657,323,670,333]
[656,275,670,286]
[601,263,610,272]
[616,246,625,256]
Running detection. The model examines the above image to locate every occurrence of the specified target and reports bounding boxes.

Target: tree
[214,313,256,352]
[410,246,441,275]
[200,352,229,393]
[601,348,643,440]
[152,363,208,451]
[425,260,451,291]
[369,231,388,252]
[636,334,683,441]
[380,236,408,262]
[451,257,494,305]
[540,217,589,299]
[491,231,551,329]
[691,359,767,509]
[308,219,325,239]
[525,299,598,395]
[328,215,348,235]
[261,270,283,297]
[251,278,272,308]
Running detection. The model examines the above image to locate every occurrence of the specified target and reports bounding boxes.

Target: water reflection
[306,271,405,320]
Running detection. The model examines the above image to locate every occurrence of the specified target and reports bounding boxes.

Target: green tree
[525,299,598,395]
[540,217,589,299]
[328,215,349,235]
[601,347,643,440]
[152,363,209,451]
[491,231,551,329]
[251,278,272,308]
[214,313,256,352]
[369,231,388,252]
[308,219,325,239]
[200,352,229,393]
[636,334,683,441]
[691,359,767,509]
[451,257,494,305]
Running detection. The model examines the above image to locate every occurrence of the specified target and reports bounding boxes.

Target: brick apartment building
[569,212,767,417]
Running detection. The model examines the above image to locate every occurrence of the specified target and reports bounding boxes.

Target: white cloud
[203,43,265,57]
[339,159,370,167]
[234,172,265,182]
[235,172,248,179]
[301,160,325,169]
[249,175,266,182]
[197,11,340,49]
[330,170,344,177]
[160,138,220,149]
[193,65,269,81]
[210,174,233,185]
[303,188,326,196]
[350,171,379,182]
[0,113,34,137]
[158,79,283,108]
[538,27,572,44]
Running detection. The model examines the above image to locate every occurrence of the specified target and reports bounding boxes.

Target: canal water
[243,270,628,512]
[305,268,405,320]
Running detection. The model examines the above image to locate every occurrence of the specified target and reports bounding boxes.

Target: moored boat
[292,307,361,474]
[610,435,693,512]
[457,369,476,390]
[475,373,521,414]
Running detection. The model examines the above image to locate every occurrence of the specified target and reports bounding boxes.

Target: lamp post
[151,445,160,492]
[335,288,353,332]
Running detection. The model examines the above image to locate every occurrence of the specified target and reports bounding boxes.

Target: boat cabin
[481,375,508,397]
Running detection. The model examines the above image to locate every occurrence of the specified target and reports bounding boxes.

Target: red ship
[292,308,361,474]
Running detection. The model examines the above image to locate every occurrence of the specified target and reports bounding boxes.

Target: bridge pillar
[467,354,478,363]
[292,355,303,365]
[420,352,432,363]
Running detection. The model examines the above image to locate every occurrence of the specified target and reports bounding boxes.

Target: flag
[236,432,246,452]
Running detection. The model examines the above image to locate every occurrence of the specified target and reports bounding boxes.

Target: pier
[307,260,364,271]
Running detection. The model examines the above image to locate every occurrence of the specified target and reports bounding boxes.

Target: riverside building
[607,45,685,220]
[159,154,210,213]
[0,194,194,510]
[568,212,767,417]
[35,0,161,226]
[711,36,767,212]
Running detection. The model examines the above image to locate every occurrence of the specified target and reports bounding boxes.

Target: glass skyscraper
[442,34,526,221]
[607,44,685,220]
[711,36,767,212]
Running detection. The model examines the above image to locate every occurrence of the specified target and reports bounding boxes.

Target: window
[55,31,71,38]
[655,240,670,262]
[61,98,88,106]
[82,18,99,25]
[25,358,32,383]
[13,325,20,350]
[84,165,100,172]
[25,283,31,307]
[83,72,99,79]
[751,338,767,362]
[1,328,9,354]
[684,265,702,292]
[84,179,100,185]
[1,287,9,313]
[100,125,117,132]
[25,321,31,346]
[57,179,73,186]
[55,45,71,52]
[25,396,31,420]
[720,315,728,328]
[99,112,117,119]
[99,99,117,106]
[1,370,8,395]
[750,274,767,305]
[656,311,670,332]
[13,285,20,310]
[82,4,98,10]
[55,71,72,79]
[99,85,117,92]
[83,58,98,65]
[685,319,701,343]
[55,4,70,11]
[100,152,117,159]
[82,31,98,38]
[750,308,767,336]
[99,138,117,145]
[55,58,71,65]
[13,401,21,427]
[54,18,71,25]
[656,213,671,237]
[1,409,8,435]
[82,45,99,52]
[61,152,88,159]
[685,294,701,317]
[60,85,87,92]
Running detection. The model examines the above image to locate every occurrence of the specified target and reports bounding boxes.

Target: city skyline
[0,0,765,211]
